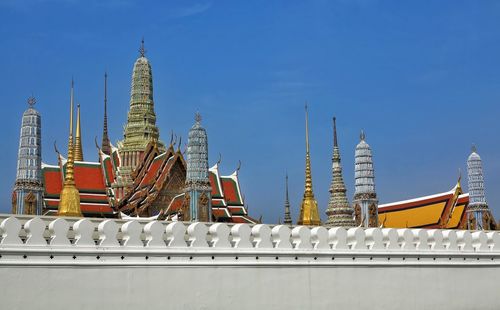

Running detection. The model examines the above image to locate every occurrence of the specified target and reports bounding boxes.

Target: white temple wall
[1,215,499,310]
[0,265,499,310]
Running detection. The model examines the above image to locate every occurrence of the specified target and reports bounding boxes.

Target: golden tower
[297,104,321,226]
[58,80,82,217]
[74,103,84,161]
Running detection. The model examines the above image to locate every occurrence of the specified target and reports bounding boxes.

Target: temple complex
[325,117,355,227]
[9,40,498,231]
[37,41,255,223]
[12,96,44,215]
[352,131,378,227]
[297,104,321,226]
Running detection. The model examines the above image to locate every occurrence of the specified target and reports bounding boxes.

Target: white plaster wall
[1,265,499,310]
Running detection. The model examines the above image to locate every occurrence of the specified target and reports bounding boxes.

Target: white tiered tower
[466,145,490,230]
[185,113,212,222]
[13,96,43,215]
[352,131,378,227]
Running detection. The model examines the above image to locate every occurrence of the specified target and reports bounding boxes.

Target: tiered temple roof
[42,154,115,217]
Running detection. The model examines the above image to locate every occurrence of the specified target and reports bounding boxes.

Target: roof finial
[27,95,36,108]
[195,111,202,123]
[333,116,338,147]
[139,37,146,57]
[471,144,477,153]
[360,129,366,141]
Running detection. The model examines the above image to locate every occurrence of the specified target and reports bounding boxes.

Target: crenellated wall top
[0,215,499,266]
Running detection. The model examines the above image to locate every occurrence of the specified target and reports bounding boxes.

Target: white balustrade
[365,228,384,250]
[187,222,208,248]
[471,231,488,252]
[231,224,252,248]
[144,221,165,248]
[98,220,120,247]
[398,229,416,251]
[347,227,366,250]
[252,224,272,249]
[291,226,312,250]
[209,223,231,248]
[427,229,444,251]
[413,229,429,251]
[49,218,70,246]
[271,225,292,249]
[329,227,347,249]
[487,232,500,252]
[381,228,399,250]
[0,216,499,264]
[122,221,143,247]
[442,230,458,251]
[311,227,329,250]
[25,217,46,246]
[457,231,473,251]
[1,217,22,245]
[73,219,95,246]
[166,222,187,247]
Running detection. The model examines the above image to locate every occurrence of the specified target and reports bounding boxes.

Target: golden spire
[58,79,82,217]
[297,103,321,226]
[74,103,84,161]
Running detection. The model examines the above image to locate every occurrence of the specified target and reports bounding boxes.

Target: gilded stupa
[297,104,321,226]
[58,80,82,217]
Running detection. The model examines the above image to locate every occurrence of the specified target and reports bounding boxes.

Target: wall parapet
[0,214,499,266]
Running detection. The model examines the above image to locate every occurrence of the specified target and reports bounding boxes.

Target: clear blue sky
[1,0,500,223]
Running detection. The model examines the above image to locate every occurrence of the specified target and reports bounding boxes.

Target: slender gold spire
[74,103,84,161]
[297,103,321,226]
[58,79,82,217]
[101,72,111,155]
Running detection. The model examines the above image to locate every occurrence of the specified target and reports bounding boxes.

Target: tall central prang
[118,39,164,186]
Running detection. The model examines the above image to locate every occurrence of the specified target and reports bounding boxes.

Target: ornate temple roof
[378,181,468,229]
[42,158,115,217]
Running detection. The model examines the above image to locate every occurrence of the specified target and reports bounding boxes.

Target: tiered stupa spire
[352,131,378,227]
[297,104,321,226]
[117,39,164,186]
[283,173,292,225]
[58,80,82,217]
[467,145,491,230]
[13,95,44,215]
[101,72,111,155]
[74,103,84,161]
[185,112,212,222]
[325,117,355,227]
